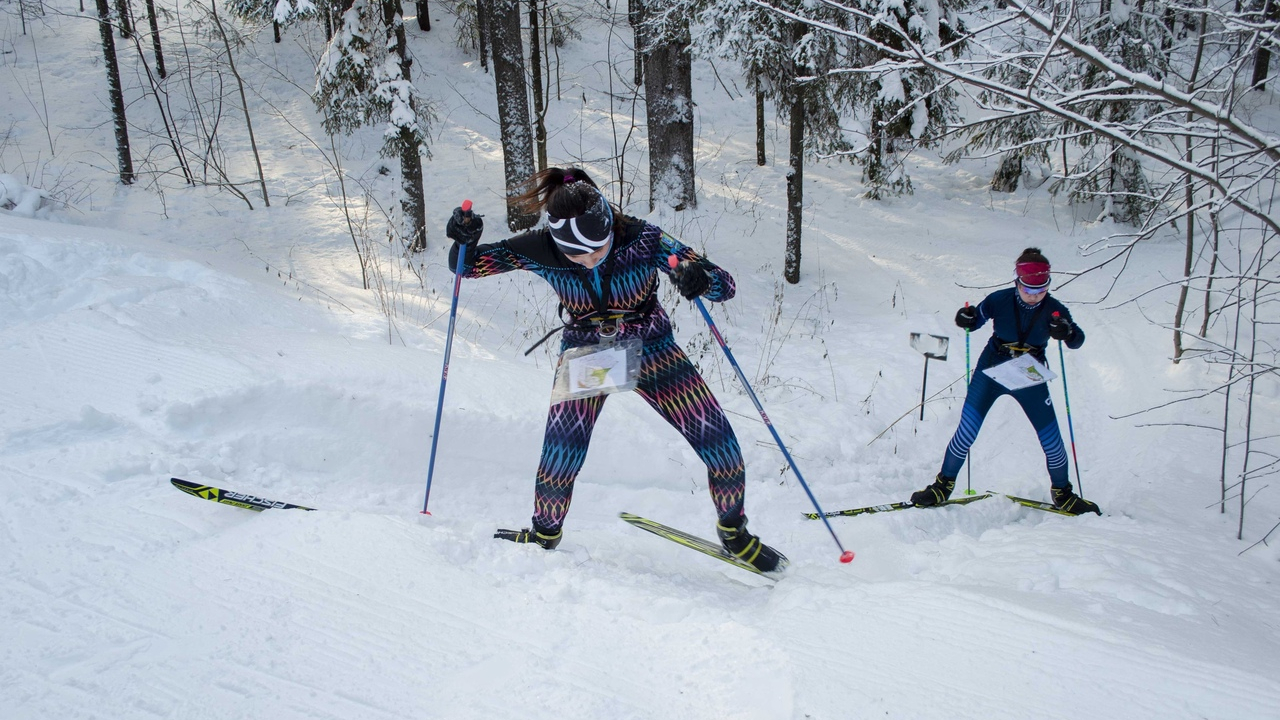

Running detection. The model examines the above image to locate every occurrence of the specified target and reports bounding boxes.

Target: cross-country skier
[910,247,1102,515]
[445,166,787,572]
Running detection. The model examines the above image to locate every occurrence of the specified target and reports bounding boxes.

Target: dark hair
[510,167,622,231]
[1017,247,1049,265]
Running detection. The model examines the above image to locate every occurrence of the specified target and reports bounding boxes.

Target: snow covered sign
[910,332,949,361]
[910,332,949,420]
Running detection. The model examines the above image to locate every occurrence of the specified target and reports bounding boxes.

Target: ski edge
[170,478,316,512]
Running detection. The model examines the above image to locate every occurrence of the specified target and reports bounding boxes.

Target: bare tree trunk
[489,0,537,229]
[383,0,427,251]
[96,0,134,184]
[755,70,765,166]
[629,0,644,87]
[476,0,490,73]
[1250,0,1275,89]
[643,16,695,211]
[144,0,165,78]
[114,0,133,37]
[784,22,806,284]
[1239,269,1262,539]
[416,0,430,31]
[1174,8,1209,361]
[529,0,546,171]
[211,0,268,207]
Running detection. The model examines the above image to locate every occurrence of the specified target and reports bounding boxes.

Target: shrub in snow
[0,174,50,218]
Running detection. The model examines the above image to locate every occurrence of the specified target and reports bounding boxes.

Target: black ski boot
[494,522,563,549]
[716,516,788,573]
[910,474,956,507]
[1051,483,1101,516]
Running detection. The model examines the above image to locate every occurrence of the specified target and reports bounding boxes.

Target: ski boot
[910,474,956,507]
[494,522,563,549]
[716,516,788,573]
[1051,483,1101,516]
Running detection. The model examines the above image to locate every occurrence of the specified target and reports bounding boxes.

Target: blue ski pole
[1053,312,1083,496]
[963,301,976,495]
[422,200,474,515]
[669,256,854,563]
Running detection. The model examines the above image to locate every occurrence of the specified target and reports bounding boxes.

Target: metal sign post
[910,333,950,420]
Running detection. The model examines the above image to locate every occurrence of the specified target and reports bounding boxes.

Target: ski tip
[460,199,472,212]
[839,550,855,563]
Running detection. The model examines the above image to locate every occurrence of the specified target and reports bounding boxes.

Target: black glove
[446,206,484,246]
[671,260,710,300]
[955,305,978,331]
[1048,314,1074,341]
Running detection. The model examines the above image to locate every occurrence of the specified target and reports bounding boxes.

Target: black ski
[170,478,315,511]
[619,512,784,578]
[804,492,993,519]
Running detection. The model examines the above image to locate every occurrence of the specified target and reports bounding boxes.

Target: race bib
[551,338,643,401]
[983,353,1057,391]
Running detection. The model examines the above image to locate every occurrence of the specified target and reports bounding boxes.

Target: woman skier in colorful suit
[911,247,1101,515]
[445,167,787,572]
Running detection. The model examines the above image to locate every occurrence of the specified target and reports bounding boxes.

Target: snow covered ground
[2,3,1279,719]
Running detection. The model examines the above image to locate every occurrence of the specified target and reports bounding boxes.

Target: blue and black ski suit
[941,287,1085,487]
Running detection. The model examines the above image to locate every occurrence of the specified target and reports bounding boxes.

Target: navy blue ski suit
[941,287,1085,486]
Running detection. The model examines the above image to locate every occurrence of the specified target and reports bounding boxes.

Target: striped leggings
[532,333,746,532]
[940,369,1070,486]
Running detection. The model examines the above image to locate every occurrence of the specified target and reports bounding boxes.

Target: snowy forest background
[3,0,1280,717]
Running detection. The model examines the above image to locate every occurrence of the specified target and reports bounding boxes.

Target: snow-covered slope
[2,3,1278,719]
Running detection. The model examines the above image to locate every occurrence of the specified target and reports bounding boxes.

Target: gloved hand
[671,260,710,300]
[446,206,484,246]
[955,305,978,331]
[1048,313,1074,341]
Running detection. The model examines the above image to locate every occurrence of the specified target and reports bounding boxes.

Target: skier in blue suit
[911,247,1101,515]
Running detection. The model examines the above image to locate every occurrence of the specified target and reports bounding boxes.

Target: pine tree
[685,0,856,282]
[848,0,967,199]
[1056,2,1167,224]
[314,0,433,250]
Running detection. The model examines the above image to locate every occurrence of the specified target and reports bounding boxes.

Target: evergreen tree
[847,0,968,198]
[314,0,434,250]
[1056,1,1167,224]
[225,0,317,43]
[685,0,856,281]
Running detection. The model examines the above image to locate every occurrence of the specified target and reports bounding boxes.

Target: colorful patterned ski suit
[450,217,746,532]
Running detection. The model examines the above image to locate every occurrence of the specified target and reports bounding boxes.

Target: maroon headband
[1016,261,1051,289]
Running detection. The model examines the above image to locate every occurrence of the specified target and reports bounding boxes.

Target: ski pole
[963,301,975,495]
[422,200,474,515]
[670,256,854,563]
[1053,312,1083,496]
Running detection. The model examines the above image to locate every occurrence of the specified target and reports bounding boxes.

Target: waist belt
[994,338,1045,360]
[523,301,657,356]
